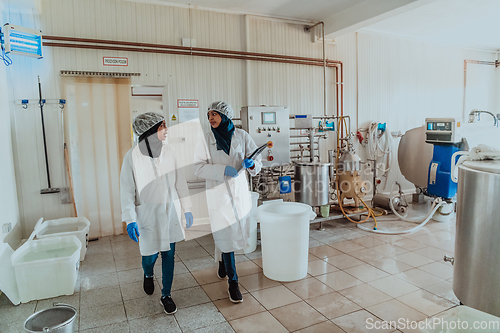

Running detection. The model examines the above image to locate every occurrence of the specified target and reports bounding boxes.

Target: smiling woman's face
[208,111,221,128]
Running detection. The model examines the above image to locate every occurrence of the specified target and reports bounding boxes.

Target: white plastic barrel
[257,202,316,282]
[236,192,260,255]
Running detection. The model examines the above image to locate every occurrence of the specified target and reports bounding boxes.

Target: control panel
[425,118,462,144]
[240,106,290,167]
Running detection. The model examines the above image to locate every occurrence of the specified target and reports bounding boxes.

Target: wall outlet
[2,223,12,234]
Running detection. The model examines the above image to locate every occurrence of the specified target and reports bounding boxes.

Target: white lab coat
[193,128,262,253]
[120,142,192,256]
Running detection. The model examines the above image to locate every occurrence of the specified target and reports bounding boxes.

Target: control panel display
[427,122,452,131]
[425,118,461,144]
[262,112,276,124]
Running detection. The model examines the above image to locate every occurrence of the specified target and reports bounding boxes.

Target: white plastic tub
[236,192,260,255]
[257,202,316,282]
[35,217,90,261]
[11,235,81,303]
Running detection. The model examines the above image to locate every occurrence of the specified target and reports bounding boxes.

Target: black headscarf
[138,121,163,158]
[210,112,235,155]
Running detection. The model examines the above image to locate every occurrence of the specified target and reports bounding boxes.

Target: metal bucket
[294,162,330,206]
[24,303,77,333]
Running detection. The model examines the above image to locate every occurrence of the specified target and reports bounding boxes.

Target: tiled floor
[0,213,459,332]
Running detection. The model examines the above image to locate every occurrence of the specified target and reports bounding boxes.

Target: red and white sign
[103,57,128,66]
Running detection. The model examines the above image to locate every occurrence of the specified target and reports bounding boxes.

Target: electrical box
[425,118,461,144]
[241,106,290,167]
[294,114,313,129]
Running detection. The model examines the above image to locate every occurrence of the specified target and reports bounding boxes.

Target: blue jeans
[222,252,238,283]
[142,242,175,297]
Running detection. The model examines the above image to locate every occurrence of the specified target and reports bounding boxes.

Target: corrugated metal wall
[4,0,498,237]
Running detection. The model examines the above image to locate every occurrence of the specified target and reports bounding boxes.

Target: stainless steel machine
[240,106,290,167]
[294,162,330,206]
[454,160,500,316]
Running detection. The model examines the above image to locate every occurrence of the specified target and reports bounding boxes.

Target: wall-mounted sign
[178,99,199,108]
[103,57,128,66]
[178,99,199,123]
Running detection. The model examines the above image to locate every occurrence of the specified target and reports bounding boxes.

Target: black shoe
[143,275,154,295]
[160,296,177,314]
[217,261,226,279]
[228,281,243,303]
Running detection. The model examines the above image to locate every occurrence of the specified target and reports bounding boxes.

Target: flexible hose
[388,182,438,223]
[357,181,446,234]
[366,122,393,175]
[357,198,445,235]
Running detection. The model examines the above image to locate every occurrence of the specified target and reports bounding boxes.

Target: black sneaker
[217,261,226,279]
[228,281,243,303]
[143,275,154,295]
[160,296,177,314]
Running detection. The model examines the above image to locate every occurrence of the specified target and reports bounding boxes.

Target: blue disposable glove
[224,166,238,178]
[127,222,140,242]
[185,212,193,229]
[242,158,254,169]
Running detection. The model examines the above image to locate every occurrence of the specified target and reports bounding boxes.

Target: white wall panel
[355,31,497,191]
[0,0,21,246]
[5,0,498,237]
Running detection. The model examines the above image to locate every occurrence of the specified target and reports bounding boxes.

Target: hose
[357,198,445,235]
[357,181,446,234]
[366,121,393,179]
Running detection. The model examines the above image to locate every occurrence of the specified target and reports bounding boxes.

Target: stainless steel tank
[454,160,500,316]
[294,162,330,206]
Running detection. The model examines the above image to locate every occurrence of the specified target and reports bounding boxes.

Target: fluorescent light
[1,24,43,58]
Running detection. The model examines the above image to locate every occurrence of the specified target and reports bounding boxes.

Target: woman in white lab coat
[120,112,193,315]
[194,101,262,303]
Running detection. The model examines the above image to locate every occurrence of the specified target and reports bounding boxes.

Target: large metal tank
[398,125,433,188]
[454,160,500,316]
[294,162,330,206]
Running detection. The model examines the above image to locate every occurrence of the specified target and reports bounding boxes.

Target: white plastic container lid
[462,160,500,174]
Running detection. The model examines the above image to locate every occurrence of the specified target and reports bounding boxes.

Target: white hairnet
[207,101,234,120]
[133,112,165,136]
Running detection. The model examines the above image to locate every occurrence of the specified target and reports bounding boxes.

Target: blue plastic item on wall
[427,144,460,199]
[279,176,292,194]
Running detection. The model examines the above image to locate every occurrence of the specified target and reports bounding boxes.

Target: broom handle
[38,76,52,189]
[64,143,77,216]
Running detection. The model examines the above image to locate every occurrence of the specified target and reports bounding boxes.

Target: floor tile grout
[0,219,460,333]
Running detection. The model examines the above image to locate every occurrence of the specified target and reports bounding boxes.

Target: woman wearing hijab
[120,112,194,314]
[194,101,262,303]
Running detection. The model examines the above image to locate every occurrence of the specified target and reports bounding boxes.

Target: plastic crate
[11,235,81,303]
[35,217,90,261]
